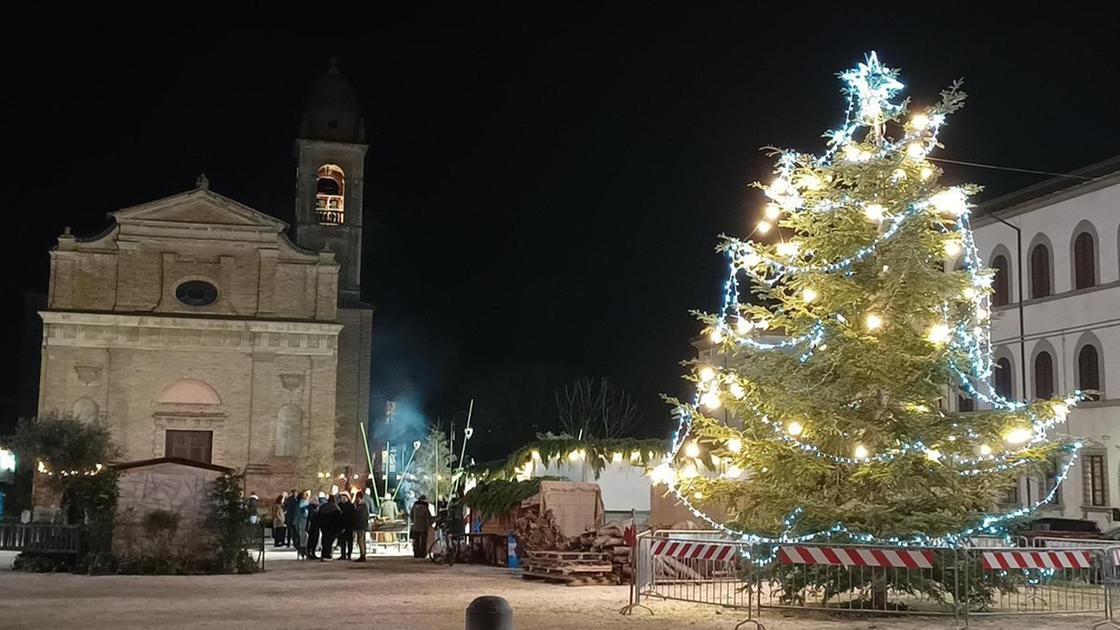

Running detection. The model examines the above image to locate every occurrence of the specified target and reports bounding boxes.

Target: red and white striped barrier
[778,545,935,569]
[650,539,737,562]
[981,550,1094,570]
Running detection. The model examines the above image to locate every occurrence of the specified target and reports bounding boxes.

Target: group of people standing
[270,489,375,561]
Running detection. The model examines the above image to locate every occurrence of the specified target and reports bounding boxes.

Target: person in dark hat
[409,495,433,559]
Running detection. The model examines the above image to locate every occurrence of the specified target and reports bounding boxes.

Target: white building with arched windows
[969,156,1120,526]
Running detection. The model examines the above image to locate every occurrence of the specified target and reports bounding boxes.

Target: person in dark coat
[337,492,356,560]
[317,494,342,561]
[353,490,370,562]
[283,488,299,548]
[410,495,433,559]
[305,496,321,560]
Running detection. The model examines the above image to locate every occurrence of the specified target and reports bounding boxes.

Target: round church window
[175,280,218,306]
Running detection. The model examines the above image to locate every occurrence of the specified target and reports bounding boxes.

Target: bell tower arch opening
[293,58,368,300]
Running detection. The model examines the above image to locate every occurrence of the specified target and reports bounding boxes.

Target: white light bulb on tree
[710,327,724,343]
[910,113,930,130]
[853,444,869,459]
[864,313,883,331]
[786,421,804,436]
[926,323,951,345]
[755,319,770,330]
[962,287,977,300]
[799,173,822,191]
[757,220,772,234]
[925,449,942,462]
[1052,402,1070,420]
[648,463,675,486]
[729,381,745,399]
[979,444,992,457]
[742,251,762,267]
[770,178,790,195]
[684,441,701,458]
[920,166,934,180]
[1004,427,1032,445]
[891,168,907,181]
[699,366,716,382]
[736,318,753,334]
[906,143,925,159]
[943,239,963,257]
[802,287,818,303]
[764,203,781,221]
[864,203,885,222]
[724,464,743,479]
[931,188,968,216]
[726,437,742,453]
[776,241,800,258]
[701,391,721,410]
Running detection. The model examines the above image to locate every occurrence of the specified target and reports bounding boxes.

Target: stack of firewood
[514,506,569,552]
[574,520,633,581]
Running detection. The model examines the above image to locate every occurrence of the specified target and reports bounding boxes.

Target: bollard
[465,595,513,630]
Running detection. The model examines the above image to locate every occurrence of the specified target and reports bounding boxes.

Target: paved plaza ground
[0,549,1101,629]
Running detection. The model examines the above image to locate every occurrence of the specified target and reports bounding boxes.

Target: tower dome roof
[300,58,365,144]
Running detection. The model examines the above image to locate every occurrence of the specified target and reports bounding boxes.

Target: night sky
[3,7,1118,459]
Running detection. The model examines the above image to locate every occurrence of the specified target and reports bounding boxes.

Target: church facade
[35,62,373,499]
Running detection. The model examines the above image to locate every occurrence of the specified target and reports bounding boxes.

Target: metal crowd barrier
[1097,545,1120,629]
[624,531,1114,628]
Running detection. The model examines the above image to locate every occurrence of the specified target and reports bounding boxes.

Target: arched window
[1074,231,1096,289]
[994,357,1014,399]
[275,404,303,456]
[315,164,345,225]
[1034,351,1055,400]
[1078,345,1102,401]
[991,254,1010,306]
[1030,243,1051,298]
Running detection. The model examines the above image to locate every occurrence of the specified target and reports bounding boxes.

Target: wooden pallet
[523,562,614,574]
[527,550,611,561]
[522,570,620,586]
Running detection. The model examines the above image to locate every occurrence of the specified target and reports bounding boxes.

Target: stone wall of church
[50,236,338,322]
[38,312,341,499]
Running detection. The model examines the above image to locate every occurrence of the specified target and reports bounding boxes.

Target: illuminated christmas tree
[659,53,1082,546]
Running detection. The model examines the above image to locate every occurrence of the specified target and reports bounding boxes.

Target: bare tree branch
[554,377,641,439]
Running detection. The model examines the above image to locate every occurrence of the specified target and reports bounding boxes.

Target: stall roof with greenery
[476,435,670,481]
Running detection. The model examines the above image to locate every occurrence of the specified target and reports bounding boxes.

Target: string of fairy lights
[661,52,1082,548]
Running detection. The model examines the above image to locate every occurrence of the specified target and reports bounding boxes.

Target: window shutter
[1034,352,1054,400]
[991,255,1010,306]
[1074,232,1096,290]
[994,357,1013,399]
[1079,345,1101,400]
[1030,244,1051,298]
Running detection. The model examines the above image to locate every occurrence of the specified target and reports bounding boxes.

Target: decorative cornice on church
[39,310,342,356]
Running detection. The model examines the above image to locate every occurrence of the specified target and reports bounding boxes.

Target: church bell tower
[294,58,367,299]
[294,58,373,478]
